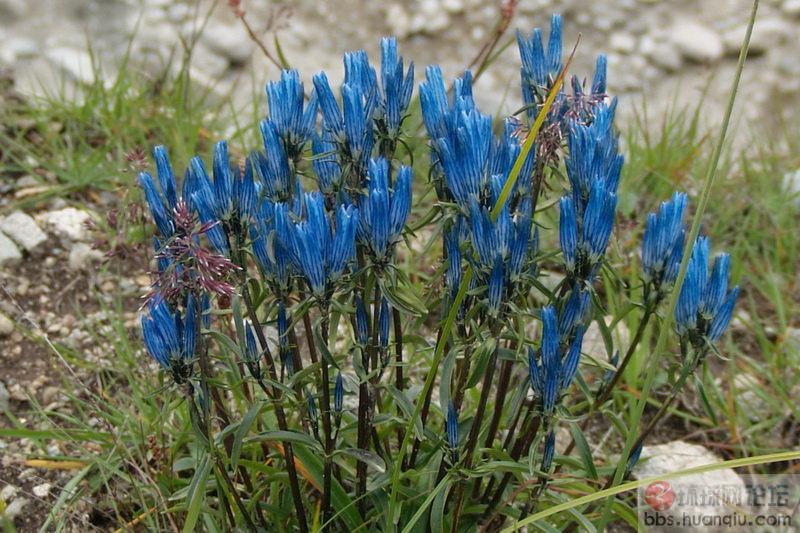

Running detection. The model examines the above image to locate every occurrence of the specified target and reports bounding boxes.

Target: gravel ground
[1,0,799,139]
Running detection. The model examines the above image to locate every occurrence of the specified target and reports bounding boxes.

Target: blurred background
[1,0,799,138]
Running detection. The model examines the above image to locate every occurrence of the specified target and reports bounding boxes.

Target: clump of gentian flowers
[136,15,739,532]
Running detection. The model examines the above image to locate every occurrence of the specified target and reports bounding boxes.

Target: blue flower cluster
[675,237,739,344]
[641,192,687,292]
[141,295,198,384]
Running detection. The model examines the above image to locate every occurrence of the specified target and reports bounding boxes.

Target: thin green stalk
[595,1,758,528]
[319,308,334,530]
[385,49,572,527]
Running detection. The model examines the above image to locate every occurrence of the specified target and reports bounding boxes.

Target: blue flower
[541,429,556,472]
[675,237,709,334]
[243,320,261,379]
[419,66,475,142]
[434,108,493,207]
[357,158,412,261]
[253,120,295,202]
[355,295,369,345]
[559,196,578,273]
[560,325,585,389]
[153,145,177,210]
[517,14,562,106]
[557,286,590,339]
[252,199,294,292]
[446,401,459,453]
[566,100,623,205]
[312,132,342,194]
[642,192,687,289]
[444,223,463,303]
[313,55,377,170]
[334,372,344,415]
[141,295,197,383]
[379,37,414,136]
[675,237,739,343]
[378,298,390,351]
[277,191,359,298]
[581,181,617,263]
[277,302,293,373]
[266,69,318,158]
[140,171,174,238]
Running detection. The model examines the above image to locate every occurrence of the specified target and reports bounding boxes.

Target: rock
[32,483,51,498]
[386,3,412,39]
[633,441,746,529]
[610,32,636,54]
[582,316,630,363]
[68,243,104,271]
[783,0,800,15]
[733,373,769,422]
[669,20,724,63]
[3,497,29,521]
[722,18,790,56]
[45,47,97,85]
[0,211,47,251]
[36,207,93,242]
[200,23,254,65]
[190,43,230,80]
[0,0,26,18]
[5,37,38,60]
[413,0,450,34]
[442,0,465,14]
[0,381,9,411]
[0,484,16,501]
[640,35,683,72]
[0,314,13,337]
[0,231,22,265]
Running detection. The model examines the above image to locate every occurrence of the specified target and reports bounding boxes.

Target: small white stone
[0,484,16,501]
[386,3,412,39]
[200,23,254,64]
[640,35,683,72]
[0,211,47,251]
[0,231,22,265]
[0,381,9,411]
[46,47,96,85]
[36,207,93,242]
[68,243,104,271]
[633,441,746,525]
[5,37,38,60]
[669,20,724,63]
[442,0,464,13]
[3,497,29,520]
[784,169,800,208]
[0,314,13,337]
[32,483,51,498]
[783,0,800,15]
[723,18,790,55]
[610,32,636,54]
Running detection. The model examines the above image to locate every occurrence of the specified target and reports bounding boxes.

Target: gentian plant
[137,14,739,532]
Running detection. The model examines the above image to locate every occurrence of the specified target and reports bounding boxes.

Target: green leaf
[245,430,322,451]
[430,477,451,533]
[466,338,497,389]
[335,448,386,473]
[379,275,427,317]
[386,386,424,439]
[402,474,451,533]
[231,402,263,470]
[569,422,598,480]
[291,444,364,531]
[182,454,212,533]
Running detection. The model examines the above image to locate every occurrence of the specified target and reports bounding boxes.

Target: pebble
[36,207,93,242]
[783,0,800,15]
[3,497,29,520]
[0,313,13,337]
[0,211,47,251]
[200,23,254,65]
[45,47,97,85]
[0,231,22,265]
[4,37,38,60]
[722,18,790,56]
[0,484,16,501]
[640,35,683,72]
[610,32,636,54]
[386,3,412,39]
[633,441,745,525]
[0,381,9,411]
[669,20,724,63]
[68,243,104,271]
[32,483,51,498]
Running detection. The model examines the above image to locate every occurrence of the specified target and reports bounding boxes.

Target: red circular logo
[644,481,676,511]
